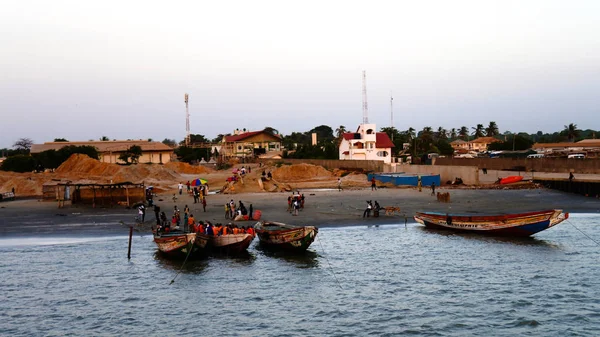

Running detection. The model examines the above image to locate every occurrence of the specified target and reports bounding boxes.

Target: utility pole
[390,91,394,141]
[362,71,369,124]
[185,93,190,146]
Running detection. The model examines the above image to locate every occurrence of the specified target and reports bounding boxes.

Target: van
[527,154,544,159]
[567,154,585,159]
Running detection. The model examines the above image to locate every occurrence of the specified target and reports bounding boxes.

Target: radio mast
[184,93,190,146]
[390,91,394,141]
[362,71,369,124]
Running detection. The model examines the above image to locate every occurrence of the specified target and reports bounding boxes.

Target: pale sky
[1,0,599,148]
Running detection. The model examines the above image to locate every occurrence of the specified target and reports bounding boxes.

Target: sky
[1,0,599,148]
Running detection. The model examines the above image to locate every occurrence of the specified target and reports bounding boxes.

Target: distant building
[30,140,174,164]
[450,137,501,153]
[221,129,282,158]
[338,123,395,163]
[532,139,600,157]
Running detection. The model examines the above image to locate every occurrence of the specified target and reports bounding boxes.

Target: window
[366,129,374,134]
[376,151,388,157]
[237,145,242,150]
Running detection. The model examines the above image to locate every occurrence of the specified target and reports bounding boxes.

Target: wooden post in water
[127,226,133,259]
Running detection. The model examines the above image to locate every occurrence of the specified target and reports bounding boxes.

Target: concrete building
[532,139,600,157]
[30,140,174,164]
[221,129,282,158]
[339,123,395,163]
[450,137,501,153]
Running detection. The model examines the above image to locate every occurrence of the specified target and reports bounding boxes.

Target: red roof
[224,131,281,142]
[376,133,394,148]
[342,151,350,155]
[342,132,394,148]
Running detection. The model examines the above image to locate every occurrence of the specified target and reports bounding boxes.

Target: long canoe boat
[153,232,200,258]
[414,209,568,237]
[209,233,254,255]
[254,221,318,252]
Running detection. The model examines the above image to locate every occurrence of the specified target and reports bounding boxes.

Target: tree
[472,124,485,138]
[263,127,279,135]
[458,126,469,140]
[100,136,110,141]
[405,127,416,141]
[162,138,177,147]
[335,125,347,139]
[450,128,457,140]
[380,127,407,155]
[53,138,68,142]
[563,123,580,142]
[485,121,499,137]
[308,125,335,144]
[0,155,36,172]
[436,127,448,140]
[13,138,33,152]
[119,145,143,164]
[211,134,226,143]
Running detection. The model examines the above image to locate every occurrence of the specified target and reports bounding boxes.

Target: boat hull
[500,176,523,184]
[153,232,199,258]
[414,209,568,237]
[208,233,254,255]
[255,222,318,252]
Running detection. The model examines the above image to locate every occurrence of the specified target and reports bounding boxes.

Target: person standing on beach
[178,182,183,195]
[363,200,373,218]
[371,177,377,191]
[418,176,422,192]
[154,204,161,225]
[431,182,436,196]
[249,204,253,219]
[569,172,574,182]
[202,195,207,212]
[186,181,191,192]
[338,178,343,191]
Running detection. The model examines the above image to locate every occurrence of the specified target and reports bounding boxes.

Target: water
[2,215,600,336]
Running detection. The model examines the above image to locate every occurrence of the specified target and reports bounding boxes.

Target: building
[221,129,282,158]
[532,139,600,157]
[30,140,174,164]
[450,137,501,153]
[338,123,395,163]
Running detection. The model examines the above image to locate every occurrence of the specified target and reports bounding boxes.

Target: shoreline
[1,186,599,238]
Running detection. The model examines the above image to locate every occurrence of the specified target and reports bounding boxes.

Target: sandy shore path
[1,186,599,238]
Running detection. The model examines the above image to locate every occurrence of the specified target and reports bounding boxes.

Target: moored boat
[209,233,254,255]
[414,209,568,237]
[254,221,318,252]
[499,176,523,184]
[153,232,199,258]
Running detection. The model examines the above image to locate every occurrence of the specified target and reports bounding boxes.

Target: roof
[30,140,173,154]
[450,139,467,144]
[223,131,282,142]
[375,133,395,148]
[470,137,501,144]
[342,132,394,148]
[532,141,600,149]
[577,139,600,146]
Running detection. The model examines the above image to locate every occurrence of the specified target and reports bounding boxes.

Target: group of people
[363,200,381,218]
[225,199,254,221]
[287,192,305,216]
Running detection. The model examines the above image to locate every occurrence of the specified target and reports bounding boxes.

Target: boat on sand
[414,209,568,237]
[254,221,318,252]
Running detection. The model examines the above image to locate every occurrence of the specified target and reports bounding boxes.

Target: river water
[2,214,600,336]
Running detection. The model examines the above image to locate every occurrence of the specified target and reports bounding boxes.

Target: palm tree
[485,121,499,137]
[450,128,457,140]
[406,127,416,141]
[458,126,469,140]
[563,123,580,142]
[472,124,485,138]
[335,125,347,139]
[437,127,448,140]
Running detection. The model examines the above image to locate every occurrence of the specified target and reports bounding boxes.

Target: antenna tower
[390,91,394,141]
[362,71,369,124]
[184,93,190,146]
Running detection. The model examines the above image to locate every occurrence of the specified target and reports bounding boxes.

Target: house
[338,123,395,163]
[532,139,600,157]
[221,129,282,158]
[450,137,501,153]
[30,140,174,164]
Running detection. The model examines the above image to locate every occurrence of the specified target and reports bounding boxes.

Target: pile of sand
[55,154,120,177]
[164,162,213,174]
[272,163,334,182]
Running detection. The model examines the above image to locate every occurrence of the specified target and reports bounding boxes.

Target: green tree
[263,126,279,135]
[485,121,499,137]
[13,137,34,153]
[0,155,36,172]
[472,124,485,138]
[437,127,448,140]
[458,126,469,140]
[162,138,177,147]
[449,128,457,140]
[119,145,143,164]
[100,136,110,141]
[562,123,580,142]
[53,138,69,142]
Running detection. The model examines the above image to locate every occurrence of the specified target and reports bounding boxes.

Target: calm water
[2,215,600,336]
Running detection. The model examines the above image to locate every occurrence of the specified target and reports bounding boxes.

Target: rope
[566,219,600,246]
[170,238,195,285]
[316,235,343,290]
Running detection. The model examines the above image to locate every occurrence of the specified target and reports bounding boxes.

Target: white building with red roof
[339,123,395,163]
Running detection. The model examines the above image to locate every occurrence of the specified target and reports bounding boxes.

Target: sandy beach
[2,185,599,238]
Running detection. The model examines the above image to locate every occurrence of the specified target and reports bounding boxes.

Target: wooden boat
[254,221,318,252]
[208,233,254,255]
[153,232,200,258]
[499,176,523,184]
[414,209,568,237]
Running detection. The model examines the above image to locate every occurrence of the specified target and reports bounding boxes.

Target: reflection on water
[417,226,562,248]
[153,252,209,273]
[255,245,320,269]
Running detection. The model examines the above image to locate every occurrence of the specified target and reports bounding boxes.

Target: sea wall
[434,158,600,174]
[264,158,384,172]
[386,164,479,185]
